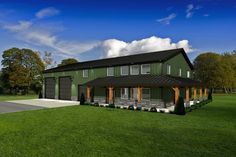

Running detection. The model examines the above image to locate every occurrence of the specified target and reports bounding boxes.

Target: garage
[45,77,56,99]
[59,76,72,100]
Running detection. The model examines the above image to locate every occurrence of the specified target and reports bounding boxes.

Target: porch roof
[84,75,205,87]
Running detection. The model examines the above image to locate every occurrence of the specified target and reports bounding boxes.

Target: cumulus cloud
[102,36,193,58]
[157,13,176,25]
[186,4,202,18]
[36,7,60,19]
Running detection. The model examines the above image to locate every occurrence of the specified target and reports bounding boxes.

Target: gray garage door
[45,77,55,99]
[59,77,72,100]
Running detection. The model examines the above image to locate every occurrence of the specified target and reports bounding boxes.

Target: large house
[43,48,207,108]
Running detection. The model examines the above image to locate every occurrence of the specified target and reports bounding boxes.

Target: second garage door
[59,77,72,100]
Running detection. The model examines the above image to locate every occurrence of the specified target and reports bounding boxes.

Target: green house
[43,48,207,108]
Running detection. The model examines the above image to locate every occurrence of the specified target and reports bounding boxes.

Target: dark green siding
[94,87,106,97]
[162,53,192,78]
[163,87,174,102]
[151,88,162,99]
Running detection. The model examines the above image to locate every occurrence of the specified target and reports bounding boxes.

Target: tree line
[0,47,235,95]
[194,50,236,93]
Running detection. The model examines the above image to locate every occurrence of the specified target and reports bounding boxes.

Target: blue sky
[0,0,236,65]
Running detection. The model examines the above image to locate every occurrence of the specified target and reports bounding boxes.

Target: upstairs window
[187,71,190,78]
[130,65,139,75]
[167,64,171,75]
[141,64,151,74]
[107,67,114,76]
[179,68,182,77]
[121,66,129,75]
[83,69,88,78]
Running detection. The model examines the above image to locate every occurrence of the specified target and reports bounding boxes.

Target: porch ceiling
[84,75,205,88]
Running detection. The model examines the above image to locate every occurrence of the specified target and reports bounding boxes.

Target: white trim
[187,70,190,78]
[179,68,182,77]
[83,69,88,77]
[167,64,171,75]
[120,66,129,75]
[141,64,150,74]
[130,65,139,75]
[107,67,114,76]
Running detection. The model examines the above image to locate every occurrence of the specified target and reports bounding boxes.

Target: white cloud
[157,13,176,25]
[203,14,209,17]
[36,7,60,19]
[3,21,32,31]
[102,36,193,58]
[186,4,202,18]
[2,21,99,56]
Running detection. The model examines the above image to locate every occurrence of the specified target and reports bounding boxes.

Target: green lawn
[0,94,38,101]
[0,95,235,157]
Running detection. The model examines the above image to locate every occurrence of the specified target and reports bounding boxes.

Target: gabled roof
[85,75,204,87]
[44,48,193,73]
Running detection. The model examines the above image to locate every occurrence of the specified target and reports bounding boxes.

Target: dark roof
[85,75,204,87]
[44,48,193,73]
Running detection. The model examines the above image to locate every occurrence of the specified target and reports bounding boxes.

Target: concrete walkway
[0,102,45,113]
[7,99,79,108]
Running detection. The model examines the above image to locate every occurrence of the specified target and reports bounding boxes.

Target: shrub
[136,107,142,111]
[38,91,42,99]
[80,93,85,105]
[116,106,121,109]
[150,107,157,112]
[128,105,134,110]
[160,110,165,113]
[174,96,186,115]
[107,104,115,108]
[208,91,213,101]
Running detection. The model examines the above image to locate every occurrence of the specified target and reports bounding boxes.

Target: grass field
[0,95,38,101]
[0,95,235,157]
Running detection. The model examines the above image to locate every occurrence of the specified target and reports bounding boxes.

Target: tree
[174,96,185,115]
[1,48,45,94]
[58,58,78,67]
[194,52,236,93]
[42,51,57,69]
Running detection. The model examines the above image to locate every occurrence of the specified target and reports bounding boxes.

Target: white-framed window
[142,88,150,100]
[141,64,150,74]
[83,69,88,77]
[121,88,129,99]
[130,65,139,75]
[187,71,190,78]
[130,88,138,100]
[107,67,114,76]
[167,64,171,75]
[121,66,129,75]
[179,68,182,77]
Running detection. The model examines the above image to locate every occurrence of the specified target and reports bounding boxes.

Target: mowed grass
[0,94,38,101]
[0,95,235,157]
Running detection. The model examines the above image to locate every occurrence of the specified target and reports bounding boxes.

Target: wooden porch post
[172,87,179,104]
[185,87,189,102]
[193,87,197,99]
[108,87,113,103]
[86,86,91,100]
[199,88,202,98]
[204,88,207,97]
[137,86,142,102]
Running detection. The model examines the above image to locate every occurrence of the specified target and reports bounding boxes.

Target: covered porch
[84,75,207,109]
